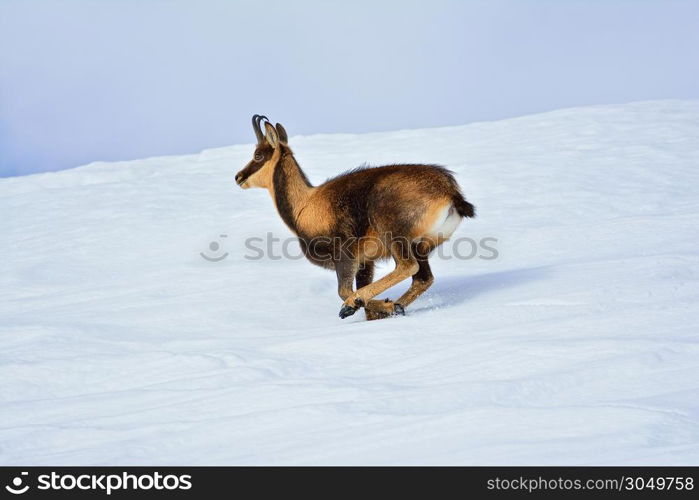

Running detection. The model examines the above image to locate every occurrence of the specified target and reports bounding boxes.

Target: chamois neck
[271,149,314,234]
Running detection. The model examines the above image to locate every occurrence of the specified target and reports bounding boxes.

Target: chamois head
[235,114,289,189]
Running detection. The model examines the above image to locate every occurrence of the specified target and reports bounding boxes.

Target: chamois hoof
[366,309,394,320]
[393,303,405,316]
[339,304,357,319]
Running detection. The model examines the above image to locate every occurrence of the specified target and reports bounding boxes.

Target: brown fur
[236,116,475,320]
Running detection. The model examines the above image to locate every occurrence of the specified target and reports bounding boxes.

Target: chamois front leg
[355,261,393,320]
[336,258,360,319]
[358,262,398,319]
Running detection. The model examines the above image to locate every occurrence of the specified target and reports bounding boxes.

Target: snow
[1,100,699,465]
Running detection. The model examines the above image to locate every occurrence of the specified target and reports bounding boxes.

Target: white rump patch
[427,203,462,239]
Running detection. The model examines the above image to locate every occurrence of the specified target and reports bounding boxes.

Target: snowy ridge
[1,100,699,464]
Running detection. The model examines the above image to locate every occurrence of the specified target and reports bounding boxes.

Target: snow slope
[1,100,699,465]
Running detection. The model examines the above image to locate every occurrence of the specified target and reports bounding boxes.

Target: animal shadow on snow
[407,266,551,314]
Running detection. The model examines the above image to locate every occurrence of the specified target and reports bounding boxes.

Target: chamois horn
[251,114,268,144]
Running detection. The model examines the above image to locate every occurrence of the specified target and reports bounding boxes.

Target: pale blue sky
[1,0,698,176]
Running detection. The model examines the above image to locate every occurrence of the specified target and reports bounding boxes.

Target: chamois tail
[453,193,475,218]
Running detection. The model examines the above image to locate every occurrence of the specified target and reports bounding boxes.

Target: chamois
[235,115,475,320]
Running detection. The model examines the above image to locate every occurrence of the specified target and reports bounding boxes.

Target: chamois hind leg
[339,241,418,319]
[366,242,435,315]
[395,254,434,308]
[355,261,393,321]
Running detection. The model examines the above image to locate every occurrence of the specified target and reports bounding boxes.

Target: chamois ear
[275,123,288,144]
[264,121,279,148]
